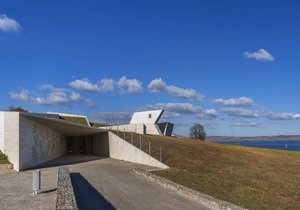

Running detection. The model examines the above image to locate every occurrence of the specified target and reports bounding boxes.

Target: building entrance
[67,136,93,154]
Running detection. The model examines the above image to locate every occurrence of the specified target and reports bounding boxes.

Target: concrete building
[0,111,169,171]
[102,110,174,136]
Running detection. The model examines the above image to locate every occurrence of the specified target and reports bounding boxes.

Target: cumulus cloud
[146,102,201,115]
[117,77,143,93]
[244,49,274,61]
[148,78,204,101]
[0,14,21,32]
[69,76,143,93]
[9,87,83,106]
[221,108,260,118]
[146,102,217,120]
[91,112,132,124]
[197,109,218,120]
[266,112,300,120]
[69,78,101,92]
[232,122,262,128]
[214,97,253,107]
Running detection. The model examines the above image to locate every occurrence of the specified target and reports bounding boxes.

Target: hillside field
[120,132,300,210]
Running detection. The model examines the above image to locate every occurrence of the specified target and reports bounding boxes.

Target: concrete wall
[18,115,66,170]
[144,123,162,135]
[108,131,169,169]
[93,132,109,156]
[0,112,4,152]
[102,124,145,135]
[3,112,20,170]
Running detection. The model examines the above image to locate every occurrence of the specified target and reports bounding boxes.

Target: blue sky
[1,0,300,136]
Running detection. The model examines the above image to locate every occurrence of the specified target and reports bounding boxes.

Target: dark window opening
[149,114,152,118]
[80,137,86,154]
[67,137,73,154]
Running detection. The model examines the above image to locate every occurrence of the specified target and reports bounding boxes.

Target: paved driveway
[0,155,214,210]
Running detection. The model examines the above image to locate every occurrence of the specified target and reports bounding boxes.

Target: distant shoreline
[207,135,300,142]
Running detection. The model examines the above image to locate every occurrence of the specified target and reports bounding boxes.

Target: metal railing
[111,130,164,163]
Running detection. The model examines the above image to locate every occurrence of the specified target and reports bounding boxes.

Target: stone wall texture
[19,115,66,170]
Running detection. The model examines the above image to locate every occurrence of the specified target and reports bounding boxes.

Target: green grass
[116,131,300,210]
[0,150,10,164]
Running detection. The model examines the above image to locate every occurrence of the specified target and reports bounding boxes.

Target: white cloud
[197,109,218,120]
[266,112,300,120]
[221,108,260,118]
[69,76,143,93]
[9,87,83,106]
[117,76,143,93]
[148,78,204,101]
[214,97,253,107]
[244,49,274,61]
[99,79,116,92]
[91,112,132,124]
[232,122,262,128]
[69,78,101,92]
[146,102,201,115]
[160,111,181,119]
[146,102,217,120]
[0,14,21,32]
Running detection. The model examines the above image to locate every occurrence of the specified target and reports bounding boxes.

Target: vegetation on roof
[59,116,89,126]
[90,122,110,128]
[117,131,300,210]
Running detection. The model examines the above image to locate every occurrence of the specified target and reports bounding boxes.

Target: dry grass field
[120,132,300,210]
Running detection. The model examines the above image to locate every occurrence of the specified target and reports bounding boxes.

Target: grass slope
[119,132,300,210]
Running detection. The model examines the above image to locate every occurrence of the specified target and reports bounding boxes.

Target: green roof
[60,116,89,126]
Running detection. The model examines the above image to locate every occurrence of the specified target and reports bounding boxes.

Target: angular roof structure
[130,110,164,124]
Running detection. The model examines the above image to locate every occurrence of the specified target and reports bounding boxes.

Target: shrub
[0,150,10,164]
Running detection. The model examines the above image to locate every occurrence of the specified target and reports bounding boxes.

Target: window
[148,114,152,118]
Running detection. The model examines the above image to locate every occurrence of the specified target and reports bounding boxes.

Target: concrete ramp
[108,132,169,169]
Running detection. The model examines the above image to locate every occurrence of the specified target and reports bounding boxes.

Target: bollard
[33,170,41,195]
[149,141,151,156]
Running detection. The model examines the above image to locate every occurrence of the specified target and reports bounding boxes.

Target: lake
[216,140,300,152]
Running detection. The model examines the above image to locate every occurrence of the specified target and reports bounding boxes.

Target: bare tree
[189,123,206,141]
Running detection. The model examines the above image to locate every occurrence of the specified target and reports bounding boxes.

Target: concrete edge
[0,163,13,170]
[132,168,247,210]
[56,166,78,210]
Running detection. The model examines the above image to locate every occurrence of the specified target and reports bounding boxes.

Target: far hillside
[207,135,300,141]
[119,132,300,210]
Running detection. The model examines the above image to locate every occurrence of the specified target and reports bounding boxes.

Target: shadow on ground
[30,155,106,170]
[70,172,116,210]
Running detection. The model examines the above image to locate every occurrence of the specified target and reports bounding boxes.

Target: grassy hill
[118,132,300,210]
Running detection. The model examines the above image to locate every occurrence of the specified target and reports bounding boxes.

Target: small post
[33,170,41,195]
[123,130,125,140]
[160,146,162,162]
[139,136,142,149]
[131,132,133,144]
[149,141,151,155]
[117,125,119,135]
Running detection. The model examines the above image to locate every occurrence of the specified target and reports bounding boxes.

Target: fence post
[123,129,125,140]
[149,141,151,156]
[139,136,142,149]
[160,146,162,162]
[131,132,133,144]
